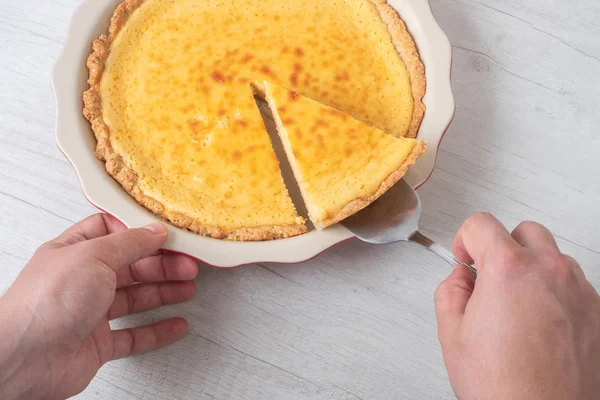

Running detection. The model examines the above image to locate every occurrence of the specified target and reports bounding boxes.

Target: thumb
[84,222,168,270]
[434,264,475,345]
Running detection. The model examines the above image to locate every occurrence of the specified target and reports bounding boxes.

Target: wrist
[0,289,53,400]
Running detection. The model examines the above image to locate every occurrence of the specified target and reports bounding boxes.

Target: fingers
[116,253,199,288]
[511,221,559,251]
[85,222,168,271]
[48,213,127,248]
[110,317,189,360]
[434,264,476,345]
[108,281,196,320]
[453,212,520,268]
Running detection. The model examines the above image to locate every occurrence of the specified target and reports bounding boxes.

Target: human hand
[0,214,198,400]
[435,213,600,399]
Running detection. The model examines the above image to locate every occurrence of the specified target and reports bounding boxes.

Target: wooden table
[1,0,599,398]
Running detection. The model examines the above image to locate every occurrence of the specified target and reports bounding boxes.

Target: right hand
[435,213,600,399]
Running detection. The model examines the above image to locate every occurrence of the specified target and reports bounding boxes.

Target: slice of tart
[262,81,426,229]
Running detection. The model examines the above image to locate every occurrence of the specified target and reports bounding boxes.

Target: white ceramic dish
[53,0,454,267]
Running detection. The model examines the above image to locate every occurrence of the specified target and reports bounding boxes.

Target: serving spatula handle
[409,231,478,276]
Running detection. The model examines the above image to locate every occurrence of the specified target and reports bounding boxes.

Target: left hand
[0,213,199,400]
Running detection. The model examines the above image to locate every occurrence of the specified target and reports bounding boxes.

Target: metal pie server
[342,179,478,275]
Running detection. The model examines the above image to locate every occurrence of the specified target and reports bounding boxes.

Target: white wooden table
[1,0,599,398]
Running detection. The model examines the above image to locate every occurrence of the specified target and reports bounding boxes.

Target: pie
[263,81,426,229]
[83,0,426,240]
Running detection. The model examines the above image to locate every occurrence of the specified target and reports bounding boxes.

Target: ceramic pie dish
[53,0,454,267]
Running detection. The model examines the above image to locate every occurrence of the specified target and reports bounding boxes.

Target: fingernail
[143,222,166,234]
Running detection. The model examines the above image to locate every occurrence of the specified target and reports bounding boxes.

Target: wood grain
[0,0,599,398]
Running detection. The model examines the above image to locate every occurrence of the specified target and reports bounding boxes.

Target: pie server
[342,179,478,275]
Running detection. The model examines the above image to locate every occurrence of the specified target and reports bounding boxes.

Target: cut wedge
[263,81,426,229]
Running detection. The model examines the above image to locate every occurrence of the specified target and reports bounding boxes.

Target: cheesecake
[83,0,426,240]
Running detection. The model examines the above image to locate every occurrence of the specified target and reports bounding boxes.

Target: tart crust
[369,0,426,139]
[82,0,425,239]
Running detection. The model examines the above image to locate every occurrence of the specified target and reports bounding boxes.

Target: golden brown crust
[82,0,307,241]
[314,141,426,229]
[82,0,423,240]
[369,0,426,139]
